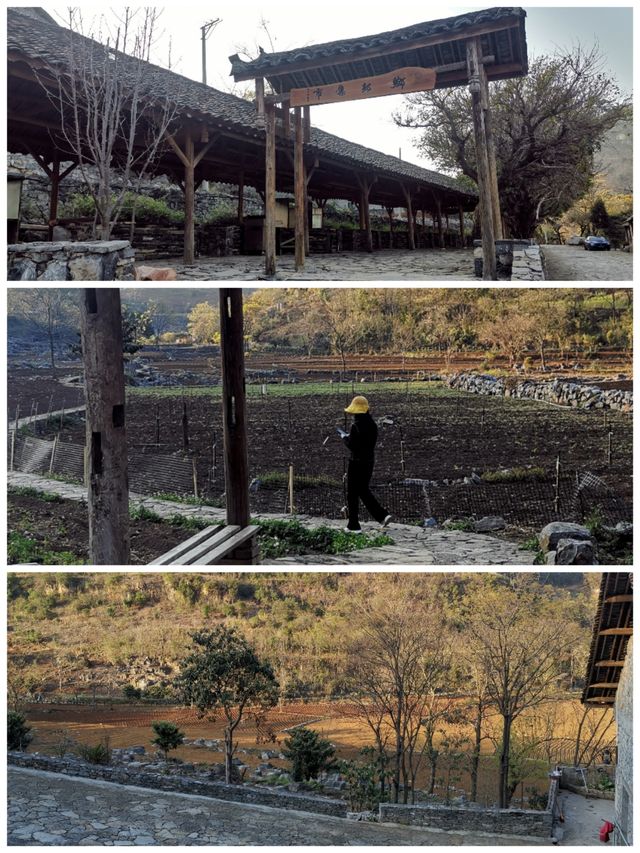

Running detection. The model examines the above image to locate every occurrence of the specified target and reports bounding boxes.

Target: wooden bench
[148,524,259,566]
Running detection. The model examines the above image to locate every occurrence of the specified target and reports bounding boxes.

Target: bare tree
[467,576,570,808]
[39,7,177,239]
[8,288,78,375]
[346,581,450,804]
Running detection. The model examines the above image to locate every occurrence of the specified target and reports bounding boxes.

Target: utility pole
[200,18,221,85]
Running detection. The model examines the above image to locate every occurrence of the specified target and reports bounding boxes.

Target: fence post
[155,404,160,446]
[192,457,199,499]
[83,445,89,487]
[49,434,58,475]
[607,429,613,466]
[554,454,560,514]
[14,404,20,434]
[59,406,65,431]
[182,400,189,451]
[289,464,295,515]
[10,430,16,472]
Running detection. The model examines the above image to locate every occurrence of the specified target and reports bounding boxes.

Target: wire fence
[9,432,631,530]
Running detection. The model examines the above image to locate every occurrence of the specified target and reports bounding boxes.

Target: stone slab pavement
[7,767,548,846]
[541,245,633,281]
[556,790,614,846]
[147,249,477,281]
[8,471,533,565]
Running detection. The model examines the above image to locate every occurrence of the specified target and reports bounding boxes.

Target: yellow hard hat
[345,395,369,414]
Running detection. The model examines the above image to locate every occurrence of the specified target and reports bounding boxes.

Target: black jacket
[343,412,378,463]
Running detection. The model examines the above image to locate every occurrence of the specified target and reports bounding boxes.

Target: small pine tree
[283,727,336,781]
[8,711,32,751]
[151,721,185,760]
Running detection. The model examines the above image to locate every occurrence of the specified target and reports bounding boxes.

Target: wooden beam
[290,66,436,107]
[264,102,277,276]
[164,131,189,169]
[467,38,496,280]
[587,682,620,689]
[599,628,633,636]
[80,289,130,565]
[595,660,625,667]
[219,289,250,529]
[294,106,306,269]
[255,77,265,116]
[604,595,633,604]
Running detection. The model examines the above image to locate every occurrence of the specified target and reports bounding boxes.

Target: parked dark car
[584,236,611,251]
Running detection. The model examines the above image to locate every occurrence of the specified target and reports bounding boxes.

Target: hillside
[8,572,596,704]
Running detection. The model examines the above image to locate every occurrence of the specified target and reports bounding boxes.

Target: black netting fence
[9,432,631,530]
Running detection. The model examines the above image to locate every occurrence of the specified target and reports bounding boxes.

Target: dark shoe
[344,527,363,534]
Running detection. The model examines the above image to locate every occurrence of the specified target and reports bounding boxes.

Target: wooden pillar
[30,151,77,240]
[459,205,466,245]
[401,185,415,250]
[358,200,366,230]
[282,106,291,138]
[479,62,503,239]
[237,171,245,223]
[387,207,394,248]
[264,103,277,276]
[303,106,311,143]
[356,175,373,253]
[219,289,250,528]
[80,288,130,565]
[183,131,195,265]
[255,78,265,117]
[467,38,496,280]
[434,198,444,248]
[294,106,306,270]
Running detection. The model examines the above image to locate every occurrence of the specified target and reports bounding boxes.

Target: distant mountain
[596,119,633,194]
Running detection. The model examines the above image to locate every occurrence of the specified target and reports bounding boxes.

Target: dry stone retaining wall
[448,373,632,413]
[8,241,136,281]
[7,752,347,818]
[378,801,553,837]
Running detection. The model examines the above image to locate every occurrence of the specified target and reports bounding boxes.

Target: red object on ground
[599,821,615,843]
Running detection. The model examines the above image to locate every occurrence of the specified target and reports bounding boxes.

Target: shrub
[123,684,143,700]
[283,727,336,781]
[123,590,149,609]
[151,721,185,759]
[340,754,382,811]
[77,738,111,765]
[8,711,32,751]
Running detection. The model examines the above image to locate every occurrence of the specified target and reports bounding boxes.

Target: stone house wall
[378,801,553,837]
[614,637,633,844]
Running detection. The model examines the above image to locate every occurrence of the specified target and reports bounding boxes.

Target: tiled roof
[230,7,526,79]
[7,8,476,200]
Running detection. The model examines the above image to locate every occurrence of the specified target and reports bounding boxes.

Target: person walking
[339,395,392,533]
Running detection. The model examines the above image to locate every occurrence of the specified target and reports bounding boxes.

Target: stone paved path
[147,249,477,281]
[556,790,614,846]
[8,471,533,565]
[541,245,632,281]
[7,768,547,846]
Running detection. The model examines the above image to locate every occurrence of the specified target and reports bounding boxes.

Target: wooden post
[255,77,265,117]
[288,464,295,514]
[219,289,250,528]
[467,38,496,280]
[192,457,199,499]
[80,288,130,565]
[479,61,503,239]
[435,198,445,248]
[356,175,373,254]
[30,151,77,240]
[49,434,58,475]
[387,206,394,248]
[401,185,415,250]
[294,106,306,270]
[264,103,277,276]
[182,400,189,451]
[554,454,560,514]
[459,205,466,245]
[303,106,311,143]
[10,429,15,472]
[237,170,245,223]
[183,130,195,265]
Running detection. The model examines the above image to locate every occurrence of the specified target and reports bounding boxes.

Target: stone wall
[8,241,136,281]
[7,752,348,818]
[474,239,545,280]
[448,373,633,413]
[378,801,553,838]
[615,637,633,844]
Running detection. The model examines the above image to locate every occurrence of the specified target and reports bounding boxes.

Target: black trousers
[347,459,387,530]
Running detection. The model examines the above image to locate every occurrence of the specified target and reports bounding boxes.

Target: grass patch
[480,466,547,483]
[9,486,63,502]
[154,492,224,508]
[442,519,476,532]
[127,380,450,400]
[259,471,342,490]
[519,536,546,564]
[256,518,392,559]
[8,531,85,565]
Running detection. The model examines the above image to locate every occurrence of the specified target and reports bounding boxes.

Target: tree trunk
[499,714,512,808]
[470,708,482,802]
[224,727,233,784]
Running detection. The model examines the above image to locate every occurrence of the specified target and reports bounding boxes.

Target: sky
[42,2,634,171]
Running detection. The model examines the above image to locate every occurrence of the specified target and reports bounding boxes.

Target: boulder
[39,260,69,281]
[555,538,596,565]
[474,516,506,533]
[69,254,103,280]
[136,265,177,281]
[538,522,592,552]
